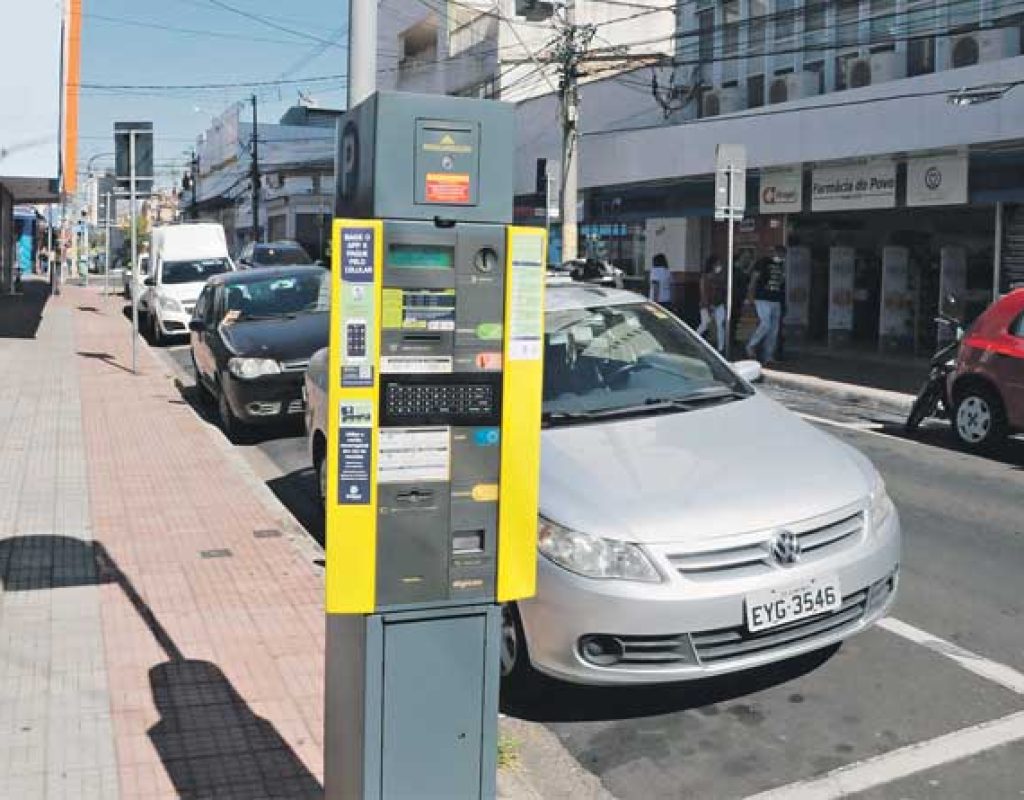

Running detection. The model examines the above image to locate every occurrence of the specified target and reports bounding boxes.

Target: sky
[78,0,351,190]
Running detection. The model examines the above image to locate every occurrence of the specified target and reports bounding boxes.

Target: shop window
[748,74,766,107]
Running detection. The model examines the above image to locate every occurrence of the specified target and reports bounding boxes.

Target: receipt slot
[324,93,546,800]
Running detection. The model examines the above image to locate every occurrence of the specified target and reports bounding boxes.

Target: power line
[77,73,348,91]
[82,12,335,47]
[201,0,347,48]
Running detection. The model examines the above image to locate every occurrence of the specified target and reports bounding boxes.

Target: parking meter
[324,92,546,800]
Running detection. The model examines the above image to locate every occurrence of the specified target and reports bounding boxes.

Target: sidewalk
[0,279,587,800]
[2,279,326,798]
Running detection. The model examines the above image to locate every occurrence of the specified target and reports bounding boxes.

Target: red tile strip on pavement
[69,286,326,799]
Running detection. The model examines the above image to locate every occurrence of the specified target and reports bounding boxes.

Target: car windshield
[543,301,750,421]
[254,245,311,266]
[162,258,230,285]
[223,272,329,319]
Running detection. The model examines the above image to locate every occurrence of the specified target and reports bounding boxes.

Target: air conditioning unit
[847,57,873,88]
[702,86,743,117]
[949,29,1021,68]
[869,51,907,83]
[768,72,819,104]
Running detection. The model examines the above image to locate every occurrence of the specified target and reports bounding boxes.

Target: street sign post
[715,144,747,360]
[115,122,154,375]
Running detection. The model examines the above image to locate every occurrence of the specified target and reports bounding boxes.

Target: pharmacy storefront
[764,151,1008,356]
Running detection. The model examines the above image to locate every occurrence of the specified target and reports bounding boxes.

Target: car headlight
[537,517,662,583]
[228,357,281,380]
[868,474,895,532]
[158,295,182,313]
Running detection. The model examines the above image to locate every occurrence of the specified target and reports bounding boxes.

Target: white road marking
[878,616,1024,696]
[742,710,1024,800]
[744,618,1024,799]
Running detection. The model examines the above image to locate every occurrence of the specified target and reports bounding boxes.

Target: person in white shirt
[649,253,674,312]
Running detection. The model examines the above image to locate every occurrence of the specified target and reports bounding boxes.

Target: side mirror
[188,319,206,333]
[732,359,763,383]
[143,276,155,287]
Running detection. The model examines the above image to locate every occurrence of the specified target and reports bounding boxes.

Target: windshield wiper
[239,312,297,321]
[673,386,750,404]
[542,398,695,427]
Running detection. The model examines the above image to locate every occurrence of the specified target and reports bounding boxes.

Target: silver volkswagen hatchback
[503,282,900,686]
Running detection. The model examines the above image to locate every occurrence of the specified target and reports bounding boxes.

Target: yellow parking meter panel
[497,227,547,602]
[326,218,383,615]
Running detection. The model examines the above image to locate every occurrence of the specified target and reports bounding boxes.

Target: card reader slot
[394,489,436,507]
[452,530,485,554]
[402,333,442,343]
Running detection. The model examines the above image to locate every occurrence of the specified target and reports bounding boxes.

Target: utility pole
[347,0,378,108]
[104,191,112,297]
[130,131,139,374]
[250,95,260,244]
[190,150,199,220]
[556,2,593,263]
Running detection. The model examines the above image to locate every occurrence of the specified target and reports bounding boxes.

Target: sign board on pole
[114,121,154,195]
[714,144,746,220]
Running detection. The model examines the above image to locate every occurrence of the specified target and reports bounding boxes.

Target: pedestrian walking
[696,255,728,353]
[745,246,787,363]
[649,253,674,314]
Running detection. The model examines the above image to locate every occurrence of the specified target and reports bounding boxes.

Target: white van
[139,223,234,344]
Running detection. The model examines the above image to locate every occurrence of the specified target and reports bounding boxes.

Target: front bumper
[221,372,306,425]
[518,506,901,685]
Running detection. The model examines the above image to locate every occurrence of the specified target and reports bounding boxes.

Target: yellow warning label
[423,134,473,154]
[471,484,499,503]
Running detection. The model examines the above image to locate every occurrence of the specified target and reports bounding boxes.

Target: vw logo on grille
[769,531,802,566]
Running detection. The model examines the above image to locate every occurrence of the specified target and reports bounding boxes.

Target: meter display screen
[388,244,455,269]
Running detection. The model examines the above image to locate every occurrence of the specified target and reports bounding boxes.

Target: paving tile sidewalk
[2,280,326,799]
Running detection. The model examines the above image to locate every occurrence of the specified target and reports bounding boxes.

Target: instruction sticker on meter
[377,428,451,484]
[508,231,545,361]
[338,400,373,505]
[340,226,378,387]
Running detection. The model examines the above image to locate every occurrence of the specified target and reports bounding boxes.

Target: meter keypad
[381,378,501,426]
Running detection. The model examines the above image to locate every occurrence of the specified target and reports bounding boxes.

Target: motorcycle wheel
[905,381,942,432]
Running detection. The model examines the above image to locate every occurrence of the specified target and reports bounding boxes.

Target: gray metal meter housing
[335,91,515,224]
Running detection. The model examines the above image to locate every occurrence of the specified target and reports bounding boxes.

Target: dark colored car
[236,240,314,269]
[948,288,1024,450]
[188,265,329,439]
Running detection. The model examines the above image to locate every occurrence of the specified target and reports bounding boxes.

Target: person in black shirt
[696,255,728,352]
[745,246,787,363]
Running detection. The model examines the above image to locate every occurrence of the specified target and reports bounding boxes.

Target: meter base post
[325,605,502,800]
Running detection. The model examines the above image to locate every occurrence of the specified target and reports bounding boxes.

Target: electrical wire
[82,12,335,47]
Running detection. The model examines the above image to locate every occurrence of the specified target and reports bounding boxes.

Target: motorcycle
[905,307,964,432]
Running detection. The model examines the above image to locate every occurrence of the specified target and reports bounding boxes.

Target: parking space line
[742,710,1024,800]
[878,616,1024,696]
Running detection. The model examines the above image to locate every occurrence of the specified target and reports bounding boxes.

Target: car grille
[280,358,310,373]
[666,512,864,581]
[616,634,698,666]
[286,399,305,415]
[690,588,869,665]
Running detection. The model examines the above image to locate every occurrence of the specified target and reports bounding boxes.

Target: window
[1012,311,1024,338]
[723,0,741,56]
[748,74,766,107]
[869,0,895,44]
[836,0,861,47]
[804,0,826,37]
[162,259,231,285]
[750,0,769,55]
[834,51,860,90]
[907,37,936,75]
[697,9,714,64]
[775,0,798,41]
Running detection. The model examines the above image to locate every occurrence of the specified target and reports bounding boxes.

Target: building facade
[192,104,339,262]
[0,0,80,293]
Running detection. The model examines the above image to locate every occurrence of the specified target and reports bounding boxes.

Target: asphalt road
[163,342,1024,799]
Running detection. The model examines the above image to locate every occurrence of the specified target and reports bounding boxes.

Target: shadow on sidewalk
[502,644,838,724]
[0,276,50,339]
[77,350,135,375]
[0,535,323,799]
[266,468,325,547]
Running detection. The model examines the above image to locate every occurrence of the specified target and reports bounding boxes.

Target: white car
[123,253,149,299]
[138,224,234,345]
[304,281,900,686]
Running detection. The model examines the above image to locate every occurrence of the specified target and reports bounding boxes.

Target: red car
[948,288,1024,450]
